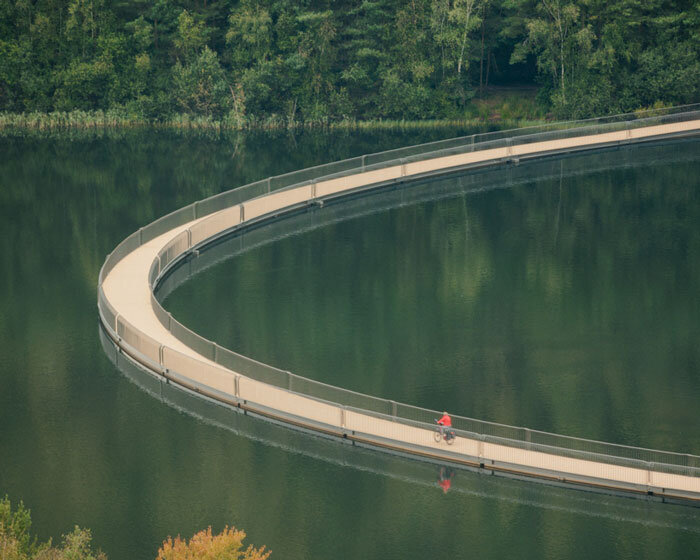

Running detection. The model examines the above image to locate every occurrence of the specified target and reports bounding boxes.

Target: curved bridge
[99,107,700,505]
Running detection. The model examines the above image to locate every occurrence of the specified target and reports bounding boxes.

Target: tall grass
[0,109,148,130]
[0,94,548,138]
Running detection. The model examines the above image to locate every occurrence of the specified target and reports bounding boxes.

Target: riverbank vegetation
[1,1,698,131]
[0,90,545,133]
[0,495,106,560]
[1,495,270,560]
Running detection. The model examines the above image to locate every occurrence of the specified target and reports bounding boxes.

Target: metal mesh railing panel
[239,377,342,426]
[142,205,195,244]
[101,231,141,281]
[148,259,160,288]
[287,374,393,416]
[268,157,364,192]
[194,180,268,218]
[190,205,241,246]
[116,315,161,366]
[159,230,190,271]
[243,184,314,222]
[98,287,117,333]
[162,346,235,396]
[151,293,171,330]
[169,319,215,361]
[214,346,288,389]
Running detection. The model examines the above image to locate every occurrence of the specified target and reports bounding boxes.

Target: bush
[0,495,106,560]
[157,526,270,560]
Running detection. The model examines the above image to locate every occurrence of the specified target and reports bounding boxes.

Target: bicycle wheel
[446,431,456,445]
[433,430,443,443]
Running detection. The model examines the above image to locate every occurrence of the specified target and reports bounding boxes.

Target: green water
[1,130,700,559]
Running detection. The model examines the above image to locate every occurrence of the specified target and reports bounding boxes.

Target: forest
[1,0,699,127]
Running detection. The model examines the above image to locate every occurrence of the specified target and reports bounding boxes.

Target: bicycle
[433,419,456,444]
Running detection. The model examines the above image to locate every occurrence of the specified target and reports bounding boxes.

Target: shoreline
[0,111,547,135]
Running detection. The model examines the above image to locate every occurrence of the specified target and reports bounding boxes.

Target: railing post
[361,154,366,171]
[340,406,346,428]
[240,204,245,222]
[193,201,198,219]
[267,176,272,192]
[234,375,240,398]
[212,342,218,362]
[389,400,397,419]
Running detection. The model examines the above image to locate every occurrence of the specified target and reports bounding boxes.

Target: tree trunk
[560,43,565,102]
[457,12,471,74]
[479,19,485,95]
[485,47,491,89]
[457,0,476,75]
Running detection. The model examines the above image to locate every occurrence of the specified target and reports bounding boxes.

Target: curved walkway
[99,112,700,504]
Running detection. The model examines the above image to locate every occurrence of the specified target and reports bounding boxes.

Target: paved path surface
[101,118,700,500]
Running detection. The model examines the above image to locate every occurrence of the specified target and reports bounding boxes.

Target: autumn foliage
[156,526,270,560]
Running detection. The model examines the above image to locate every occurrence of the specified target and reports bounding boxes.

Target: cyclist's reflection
[437,466,455,494]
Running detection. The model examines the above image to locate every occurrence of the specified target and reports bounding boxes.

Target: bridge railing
[99,104,700,480]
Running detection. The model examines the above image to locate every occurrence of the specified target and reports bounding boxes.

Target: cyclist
[437,411,452,430]
[436,411,453,441]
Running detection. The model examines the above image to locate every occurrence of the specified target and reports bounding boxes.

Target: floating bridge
[99,107,700,505]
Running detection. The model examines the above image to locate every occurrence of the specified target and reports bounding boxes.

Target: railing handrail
[99,105,700,476]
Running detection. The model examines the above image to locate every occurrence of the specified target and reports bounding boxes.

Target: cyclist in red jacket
[437,411,452,428]
[436,411,454,442]
[435,412,457,445]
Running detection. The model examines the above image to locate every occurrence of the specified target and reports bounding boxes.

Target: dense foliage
[0,1,699,125]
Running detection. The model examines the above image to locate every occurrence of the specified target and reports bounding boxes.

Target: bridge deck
[101,118,700,501]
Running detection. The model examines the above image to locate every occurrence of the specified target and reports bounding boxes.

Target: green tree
[226,1,272,72]
[172,46,231,117]
[432,0,486,78]
[0,39,23,111]
[0,495,106,560]
[337,0,393,118]
[293,10,337,121]
[65,0,109,59]
[512,0,590,105]
[175,10,208,63]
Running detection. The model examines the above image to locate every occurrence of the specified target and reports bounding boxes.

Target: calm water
[1,129,699,559]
